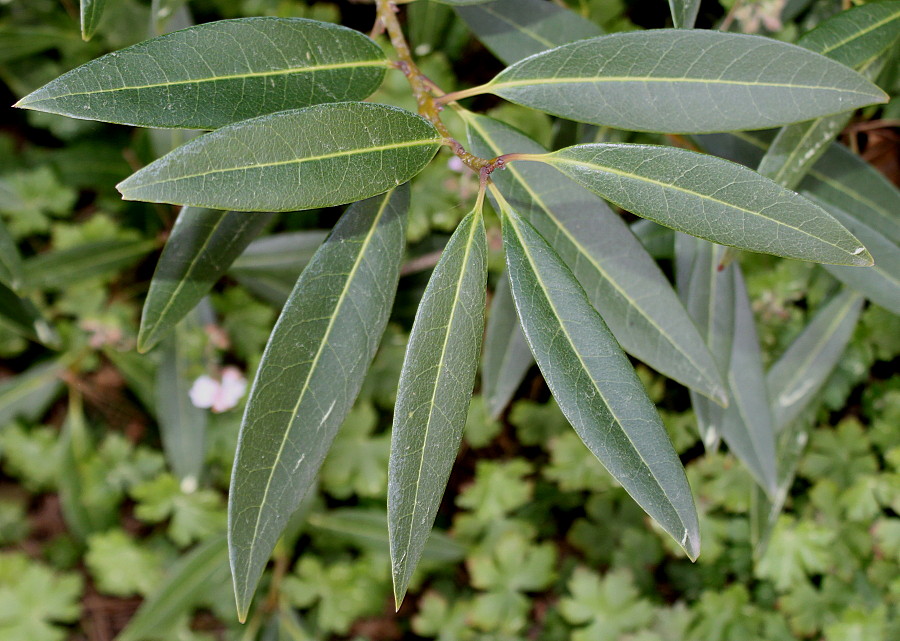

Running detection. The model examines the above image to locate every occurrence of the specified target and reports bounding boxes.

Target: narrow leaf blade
[23,239,157,290]
[487,30,887,133]
[117,102,441,212]
[0,217,25,292]
[139,208,273,352]
[669,0,701,29]
[229,186,408,620]
[497,191,700,560]
[544,144,873,266]
[17,18,388,129]
[80,0,108,40]
[389,208,487,606]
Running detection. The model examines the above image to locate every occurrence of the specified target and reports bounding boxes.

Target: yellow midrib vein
[22,59,387,103]
[123,138,441,191]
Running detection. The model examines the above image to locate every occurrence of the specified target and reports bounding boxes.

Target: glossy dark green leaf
[455,0,602,65]
[468,116,726,404]
[756,2,900,189]
[118,534,229,641]
[389,207,487,606]
[0,360,64,429]
[23,239,157,290]
[156,320,208,486]
[80,0,108,40]
[475,30,887,133]
[541,144,873,266]
[0,217,24,292]
[767,288,863,433]
[118,102,440,212]
[668,0,701,29]
[497,189,700,560]
[229,186,408,620]
[482,271,533,419]
[139,208,273,352]
[0,283,57,346]
[308,509,465,563]
[16,18,388,129]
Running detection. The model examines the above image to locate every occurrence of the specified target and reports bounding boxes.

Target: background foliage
[0,1,898,640]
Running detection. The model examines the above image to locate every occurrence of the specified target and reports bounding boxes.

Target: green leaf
[156,320,208,486]
[0,553,83,641]
[16,18,388,129]
[808,195,900,315]
[118,102,440,212]
[767,288,863,433]
[139,208,273,352]
[0,217,24,292]
[467,115,726,404]
[0,283,56,346]
[559,568,655,641]
[0,360,64,429]
[434,0,494,5]
[132,474,225,546]
[668,0,701,29]
[84,530,165,597]
[320,402,389,499]
[117,535,229,641]
[455,0,602,65]
[496,189,700,560]
[80,0,108,40]
[389,206,487,606]
[540,144,873,266]
[0,27,81,65]
[229,186,408,620]
[473,30,887,133]
[756,2,900,189]
[482,271,533,419]
[23,238,157,290]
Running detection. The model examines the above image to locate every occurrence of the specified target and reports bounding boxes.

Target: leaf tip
[683,528,701,562]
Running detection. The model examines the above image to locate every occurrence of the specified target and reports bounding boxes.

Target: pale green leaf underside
[455,0,602,65]
[486,30,887,133]
[389,208,487,606]
[229,186,408,620]
[17,18,387,129]
[498,191,700,560]
[767,288,863,433]
[466,114,726,404]
[668,0,701,29]
[118,102,441,212]
[543,143,872,266]
[139,208,273,352]
[80,0,108,40]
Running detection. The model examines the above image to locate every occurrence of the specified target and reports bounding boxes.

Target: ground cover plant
[0,0,898,639]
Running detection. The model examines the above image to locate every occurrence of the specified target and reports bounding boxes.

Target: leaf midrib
[499,192,688,543]
[239,188,395,595]
[803,10,900,56]
[20,59,388,104]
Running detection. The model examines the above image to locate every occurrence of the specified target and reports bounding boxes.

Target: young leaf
[138,208,274,352]
[463,30,887,133]
[0,217,25,292]
[229,186,408,621]
[80,0,108,40]
[496,189,700,560]
[455,0,602,64]
[16,18,388,129]
[756,2,900,189]
[389,206,487,606]
[482,271,533,419]
[467,116,727,404]
[767,288,863,433]
[668,0,701,29]
[539,144,873,266]
[117,102,441,212]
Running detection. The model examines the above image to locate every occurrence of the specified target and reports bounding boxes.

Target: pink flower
[189,366,247,413]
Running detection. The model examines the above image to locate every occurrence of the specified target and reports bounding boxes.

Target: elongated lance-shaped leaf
[468,116,726,404]
[389,205,487,606]
[0,217,24,292]
[0,360,64,428]
[808,195,900,315]
[482,271,534,419]
[80,0,107,40]
[668,0,701,29]
[156,317,208,487]
[16,18,388,129]
[538,143,873,266]
[756,2,900,189]
[461,30,887,134]
[767,287,863,433]
[139,208,273,352]
[716,266,778,497]
[229,186,408,620]
[23,238,158,290]
[0,282,57,347]
[698,131,900,244]
[119,535,229,641]
[118,102,441,212]
[495,187,700,560]
[455,0,602,65]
